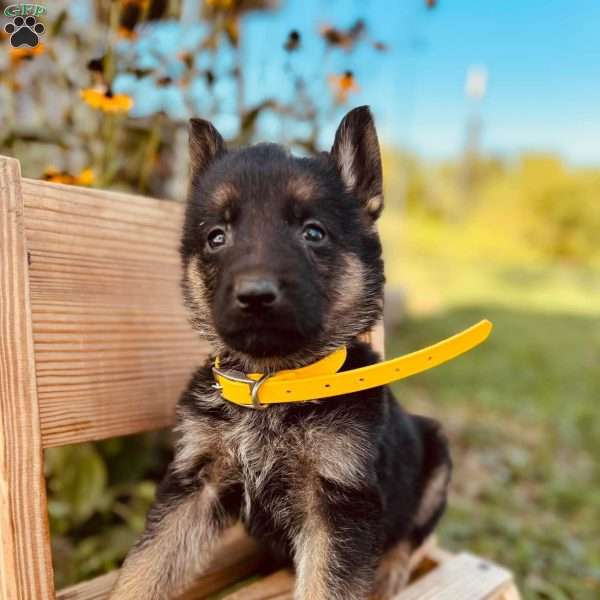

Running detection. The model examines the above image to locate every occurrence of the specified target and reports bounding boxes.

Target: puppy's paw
[372,539,412,600]
[371,565,410,600]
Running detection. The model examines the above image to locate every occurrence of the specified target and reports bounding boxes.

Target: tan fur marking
[366,194,383,217]
[330,254,365,322]
[294,497,331,600]
[110,487,221,599]
[184,257,215,339]
[211,181,239,210]
[373,540,412,599]
[185,258,207,308]
[309,423,371,487]
[173,411,218,476]
[414,463,450,526]
[288,175,318,202]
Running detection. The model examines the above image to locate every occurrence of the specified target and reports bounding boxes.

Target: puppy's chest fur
[175,345,385,550]
[179,392,380,495]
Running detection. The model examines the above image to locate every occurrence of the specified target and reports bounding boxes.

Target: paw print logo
[4,16,45,48]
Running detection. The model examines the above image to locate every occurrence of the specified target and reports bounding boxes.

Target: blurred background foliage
[2,0,599,598]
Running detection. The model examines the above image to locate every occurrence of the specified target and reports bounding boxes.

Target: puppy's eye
[207,227,227,250]
[302,223,326,244]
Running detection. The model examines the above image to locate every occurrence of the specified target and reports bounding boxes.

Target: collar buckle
[212,366,272,410]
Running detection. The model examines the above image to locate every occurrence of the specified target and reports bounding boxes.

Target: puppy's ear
[330,106,383,220]
[189,118,225,179]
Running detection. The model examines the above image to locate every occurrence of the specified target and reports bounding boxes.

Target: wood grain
[19,178,209,447]
[219,570,294,600]
[394,553,515,600]
[0,157,55,599]
[216,534,437,600]
[493,582,522,600]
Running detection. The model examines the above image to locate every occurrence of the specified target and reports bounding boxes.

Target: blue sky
[110,0,600,165]
[240,0,600,165]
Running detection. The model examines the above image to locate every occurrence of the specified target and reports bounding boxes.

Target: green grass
[382,213,600,599]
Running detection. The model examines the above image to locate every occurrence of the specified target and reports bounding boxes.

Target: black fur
[111,106,451,600]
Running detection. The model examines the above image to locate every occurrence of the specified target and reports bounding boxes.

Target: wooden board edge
[20,176,173,210]
[56,524,518,600]
[42,416,176,450]
[218,569,294,600]
[394,552,516,600]
[0,155,55,599]
[490,581,522,600]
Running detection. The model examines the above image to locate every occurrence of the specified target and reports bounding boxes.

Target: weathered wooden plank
[492,582,522,600]
[55,531,452,600]
[217,534,438,600]
[219,570,295,600]
[57,526,263,600]
[19,178,208,447]
[394,553,515,600]
[0,157,55,599]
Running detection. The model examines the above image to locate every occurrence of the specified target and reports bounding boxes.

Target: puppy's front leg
[110,459,241,599]
[293,479,383,600]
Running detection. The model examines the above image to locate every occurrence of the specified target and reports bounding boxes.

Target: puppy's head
[181,106,385,368]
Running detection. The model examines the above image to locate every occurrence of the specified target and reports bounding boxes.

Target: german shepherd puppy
[110,106,451,599]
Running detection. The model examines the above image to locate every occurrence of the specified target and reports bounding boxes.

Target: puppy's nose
[234,276,280,310]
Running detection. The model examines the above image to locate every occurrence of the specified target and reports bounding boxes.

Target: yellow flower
[328,71,359,104]
[203,0,275,15]
[80,87,134,113]
[224,15,240,46]
[118,0,144,38]
[9,43,46,66]
[43,169,71,184]
[117,26,139,40]
[76,169,95,186]
[43,168,95,186]
[204,0,236,9]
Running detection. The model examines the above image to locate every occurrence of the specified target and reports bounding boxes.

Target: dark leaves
[284,29,301,52]
[320,19,365,51]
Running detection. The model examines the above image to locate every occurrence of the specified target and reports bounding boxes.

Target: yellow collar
[213,319,492,409]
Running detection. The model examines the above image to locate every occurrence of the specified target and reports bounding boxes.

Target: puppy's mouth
[217,319,319,358]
